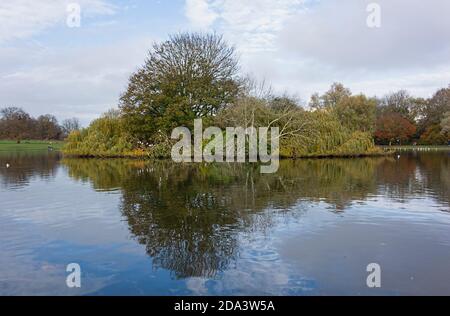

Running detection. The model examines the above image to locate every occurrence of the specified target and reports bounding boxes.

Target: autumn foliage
[375,113,416,145]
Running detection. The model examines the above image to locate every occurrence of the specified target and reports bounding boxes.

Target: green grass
[0,140,65,152]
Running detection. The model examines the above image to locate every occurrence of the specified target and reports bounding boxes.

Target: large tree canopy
[375,112,417,145]
[120,33,242,144]
[417,86,450,132]
[377,90,422,122]
[309,82,351,110]
[309,83,376,134]
[335,95,377,133]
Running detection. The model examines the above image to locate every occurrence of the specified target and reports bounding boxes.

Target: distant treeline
[0,107,80,141]
[310,83,450,146]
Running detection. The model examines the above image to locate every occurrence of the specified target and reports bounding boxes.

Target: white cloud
[184,0,450,101]
[0,1,144,125]
[280,0,450,70]
[185,0,305,52]
[0,37,151,125]
[185,0,218,29]
[0,0,116,43]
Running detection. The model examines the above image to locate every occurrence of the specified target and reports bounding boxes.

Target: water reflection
[59,153,449,279]
[376,153,450,206]
[62,154,450,210]
[1,151,449,293]
[0,152,60,189]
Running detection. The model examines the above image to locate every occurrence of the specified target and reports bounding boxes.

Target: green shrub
[63,111,133,157]
[419,124,448,145]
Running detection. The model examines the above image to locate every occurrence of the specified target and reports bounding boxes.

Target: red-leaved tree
[375,113,416,145]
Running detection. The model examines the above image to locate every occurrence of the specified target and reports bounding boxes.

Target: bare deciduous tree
[62,118,81,137]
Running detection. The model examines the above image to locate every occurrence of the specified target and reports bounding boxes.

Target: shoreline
[62,150,393,160]
[380,145,450,151]
[4,141,449,159]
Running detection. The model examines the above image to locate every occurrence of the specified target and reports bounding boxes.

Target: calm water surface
[0,151,449,295]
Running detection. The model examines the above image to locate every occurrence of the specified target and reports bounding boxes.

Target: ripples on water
[0,151,449,295]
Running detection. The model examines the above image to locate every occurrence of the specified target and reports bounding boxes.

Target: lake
[0,151,449,295]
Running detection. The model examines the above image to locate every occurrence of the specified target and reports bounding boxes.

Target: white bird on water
[6,163,10,168]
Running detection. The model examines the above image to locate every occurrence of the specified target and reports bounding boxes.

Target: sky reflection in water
[0,151,449,295]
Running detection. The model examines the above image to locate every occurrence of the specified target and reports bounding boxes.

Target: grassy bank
[0,140,64,152]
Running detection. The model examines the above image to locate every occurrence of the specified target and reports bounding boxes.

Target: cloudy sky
[1,0,449,125]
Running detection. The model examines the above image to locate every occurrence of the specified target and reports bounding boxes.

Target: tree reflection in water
[0,152,433,279]
[61,153,449,278]
[0,152,60,189]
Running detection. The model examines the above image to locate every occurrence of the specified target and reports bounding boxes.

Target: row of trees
[309,83,450,146]
[65,33,380,158]
[375,88,450,145]
[63,32,448,158]
[0,107,80,141]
